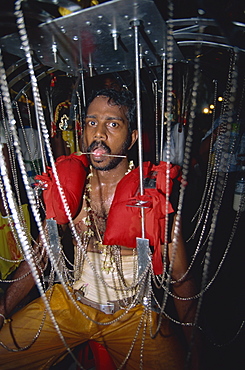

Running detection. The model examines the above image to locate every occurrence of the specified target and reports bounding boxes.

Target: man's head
[82,88,138,171]
[86,88,136,131]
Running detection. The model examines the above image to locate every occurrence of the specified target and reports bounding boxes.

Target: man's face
[82,95,136,171]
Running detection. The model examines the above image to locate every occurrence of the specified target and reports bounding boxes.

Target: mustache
[87,141,111,154]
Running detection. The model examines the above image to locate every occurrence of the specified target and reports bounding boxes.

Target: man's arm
[0,220,69,330]
[168,216,196,324]
[168,215,202,369]
[0,260,35,329]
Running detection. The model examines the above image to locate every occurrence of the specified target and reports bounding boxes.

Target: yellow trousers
[0,284,186,369]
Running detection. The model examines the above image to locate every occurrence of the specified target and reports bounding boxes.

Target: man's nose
[94,124,107,140]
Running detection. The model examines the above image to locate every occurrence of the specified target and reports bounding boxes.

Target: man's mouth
[87,141,111,159]
[85,141,126,159]
[92,146,108,158]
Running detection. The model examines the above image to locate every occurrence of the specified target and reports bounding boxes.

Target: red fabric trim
[103,162,181,274]
[35,153,89,224]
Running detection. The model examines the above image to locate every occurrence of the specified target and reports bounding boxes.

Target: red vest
[36,154,181,275]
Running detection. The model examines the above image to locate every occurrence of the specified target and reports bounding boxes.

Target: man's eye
[108,122,118,128]
[88,120,97,126]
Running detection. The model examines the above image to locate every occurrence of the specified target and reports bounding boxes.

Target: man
[0,89,197,369]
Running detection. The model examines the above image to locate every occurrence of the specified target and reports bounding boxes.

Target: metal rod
[154,80,159,164]
[88,54,93,78]
[111,30,119,51]
[81,152,126,158]
[160,54,166,161]
[77,35,87,109]
[46,88,54,123]
[80,67,86,109]
[51,36,57,64]
[131,19,145,238]
[33,98,46,172]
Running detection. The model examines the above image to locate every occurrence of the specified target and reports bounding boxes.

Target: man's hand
[0,314,4,330]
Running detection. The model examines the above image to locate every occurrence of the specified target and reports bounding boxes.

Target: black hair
[85,88,136,131]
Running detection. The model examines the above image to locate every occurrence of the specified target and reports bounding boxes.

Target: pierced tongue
[93,147,107,157]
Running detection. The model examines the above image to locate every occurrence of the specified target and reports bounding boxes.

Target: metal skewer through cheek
[81,152,127,158]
